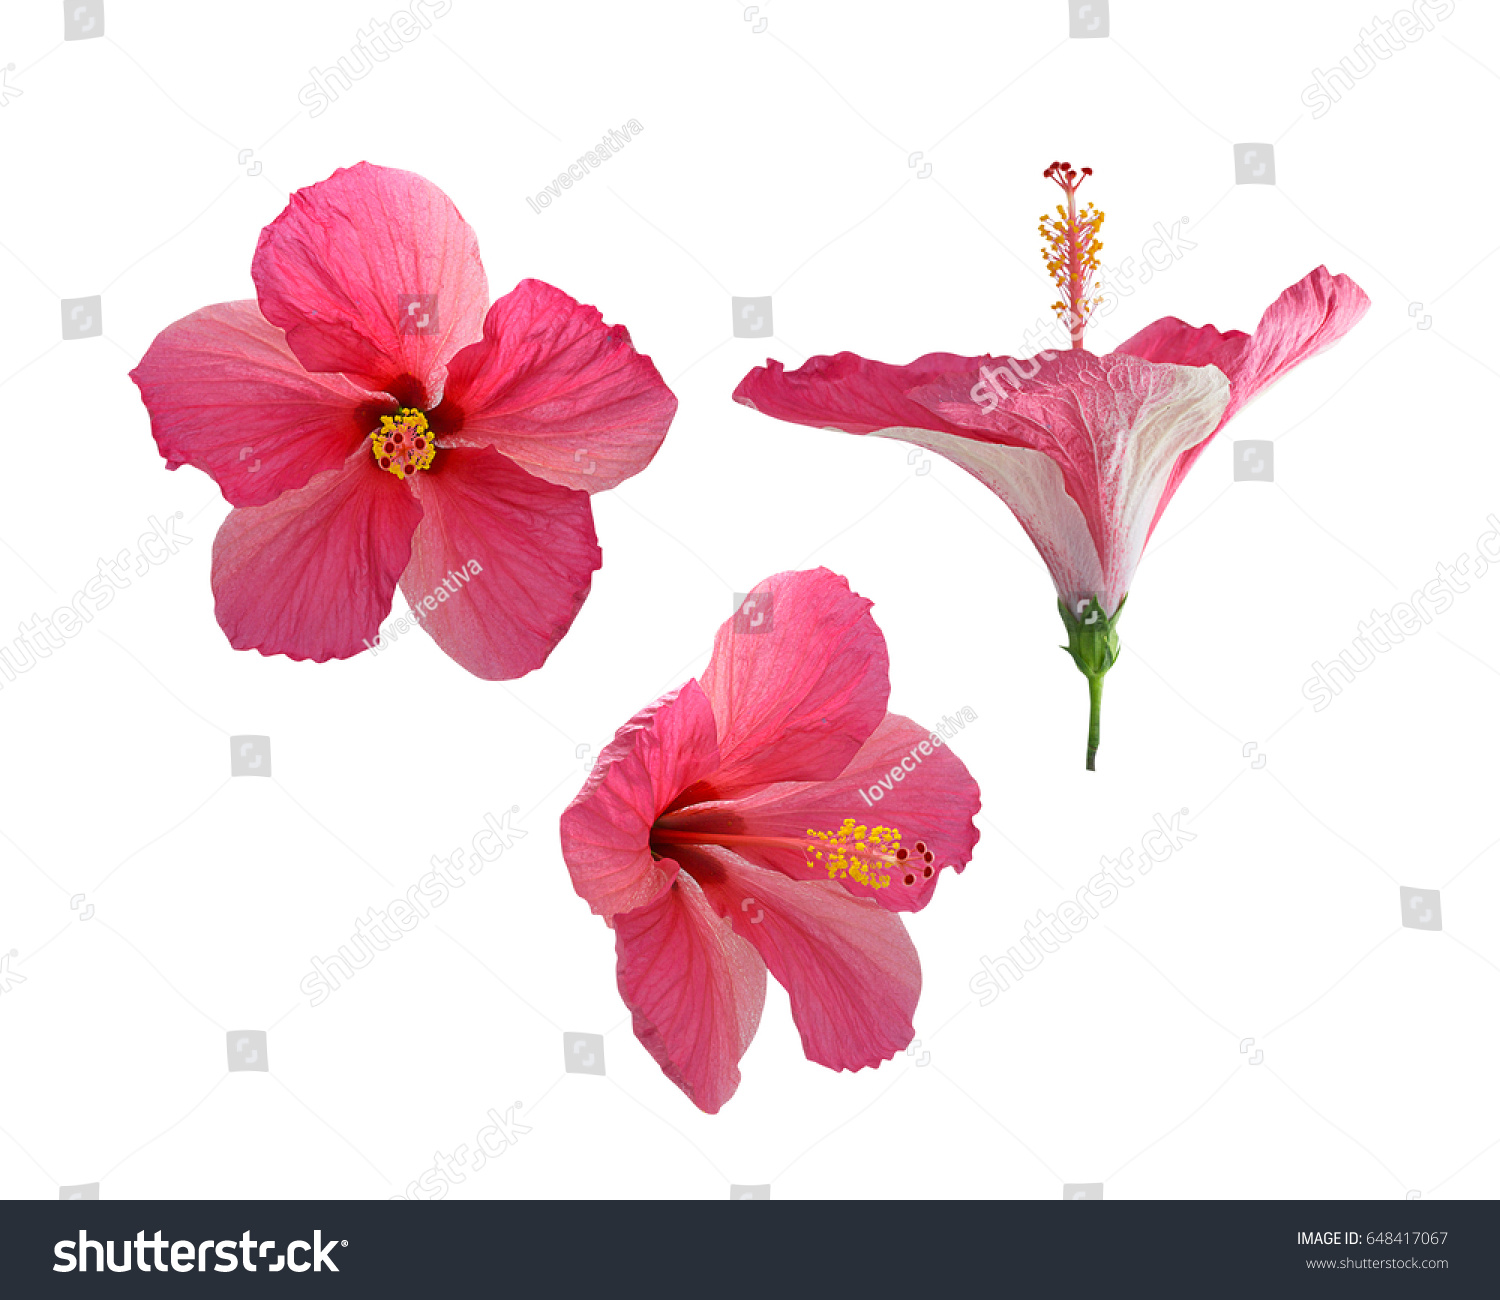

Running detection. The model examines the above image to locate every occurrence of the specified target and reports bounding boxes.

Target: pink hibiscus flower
[560,568,981,1112]
[131,162,677,679]
[733,162,1369,768]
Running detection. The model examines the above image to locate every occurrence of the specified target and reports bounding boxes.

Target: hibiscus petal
[883,431,1108,610]
[1115,267,1370,534]
[672,713,981,914]
[131,301,376,508]
[561,681,722,922]
[902,353,1229,611]
[1111,317,1251,375]
[438,279,677,492]
[699,568,890,795]
[399,446,601,680]
[1117,266,1370,426]
[211,454,422,661]
[732,350,986,435]
[687,848,919,1073]
[614,865,767,1114]
[251,162,489,395]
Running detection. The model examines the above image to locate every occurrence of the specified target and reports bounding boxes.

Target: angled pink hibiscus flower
[131,162,677,679]
[560,568,981,1112]
[734,162,1369,768]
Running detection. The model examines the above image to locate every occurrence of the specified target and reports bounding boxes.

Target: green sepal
[1058,594,1127,680]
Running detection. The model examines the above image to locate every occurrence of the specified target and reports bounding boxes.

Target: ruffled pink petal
[211,454,422,662]
[399,447,601,680]
[1115,267,1370,533]
[698,568,890,796]
[561,681,722,923]
[131,301,376,508]
[438,279,677,492]
[1117,266,1369,425]
[671,713,981,914]
[1111,318,1251,375]
[732,350,985,435]
[613,865,767,1114]
[251,162,489,395]
[686,847,919,1073]
[903,353,1229,612]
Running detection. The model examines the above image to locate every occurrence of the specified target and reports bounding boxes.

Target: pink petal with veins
[211,454,421,662]
[251,162,489,395]
[613,865,766,1114]
[130,300,374,508]
[699,568,890,795]
[440,279,677,492]
[399,446,600,680]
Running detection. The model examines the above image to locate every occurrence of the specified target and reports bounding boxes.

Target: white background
[1,0,1497,1200]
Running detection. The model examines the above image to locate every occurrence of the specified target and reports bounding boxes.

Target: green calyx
[1058,595,1126,678]
[1057,595,1127,772]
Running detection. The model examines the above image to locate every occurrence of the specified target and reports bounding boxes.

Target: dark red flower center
[355,372,467,481]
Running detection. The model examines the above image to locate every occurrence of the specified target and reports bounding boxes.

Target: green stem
[1086,673,1103,772]
[1058,595,1126,773]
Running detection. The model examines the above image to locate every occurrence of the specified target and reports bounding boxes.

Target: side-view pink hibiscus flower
[560,568,981,1112]
[131,162,677,679]
[733,162,1370,768]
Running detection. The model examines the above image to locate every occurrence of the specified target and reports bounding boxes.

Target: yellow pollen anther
[371,407,435,480]
[803,820,938,891]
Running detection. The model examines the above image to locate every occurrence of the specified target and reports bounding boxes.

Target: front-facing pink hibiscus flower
[734,162,1369,767]
[131,162,677,679]
[560,568,981,1112]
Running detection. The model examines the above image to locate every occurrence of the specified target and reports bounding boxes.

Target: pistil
[651,818,941,893]
[1040,161,1104,349]
[370,407,435,480]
